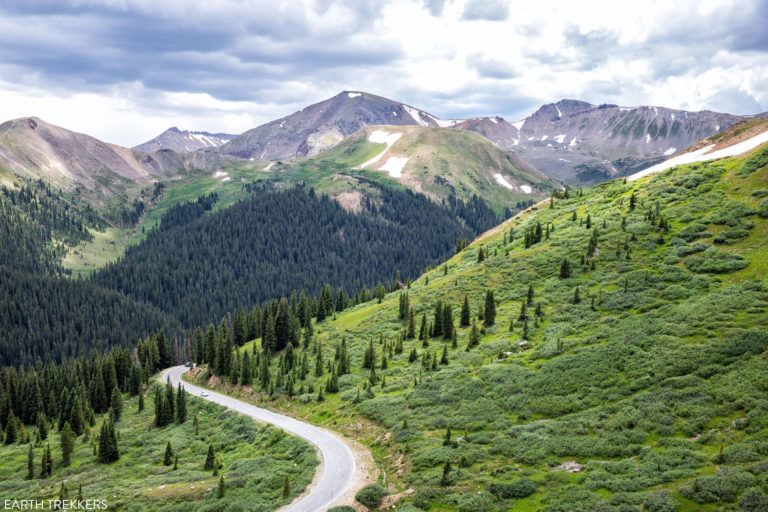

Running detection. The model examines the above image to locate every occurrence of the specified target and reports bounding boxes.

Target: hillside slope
[280,125,553,214]
[195,142,768,511]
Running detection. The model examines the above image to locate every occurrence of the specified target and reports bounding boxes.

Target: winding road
[161,366,361,512]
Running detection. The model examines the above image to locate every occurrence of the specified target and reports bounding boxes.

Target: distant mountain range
[1,91,762,206]
[133,127,234,153]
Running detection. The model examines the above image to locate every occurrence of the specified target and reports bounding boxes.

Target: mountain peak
[133,127,235,153]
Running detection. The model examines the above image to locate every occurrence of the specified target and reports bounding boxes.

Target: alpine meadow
[0,2,767,512]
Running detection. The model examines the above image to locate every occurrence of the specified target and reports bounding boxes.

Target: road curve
[161,366,358,512]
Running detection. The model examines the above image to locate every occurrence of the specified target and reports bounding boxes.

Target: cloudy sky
[0,0,766,146]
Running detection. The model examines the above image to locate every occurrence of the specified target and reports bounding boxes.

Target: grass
[0,388,317,511]
[191,145,768,511]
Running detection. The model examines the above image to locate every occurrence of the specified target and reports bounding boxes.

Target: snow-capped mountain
[133,127,235,153]
[220,91,457,160]
[453,100,743,184]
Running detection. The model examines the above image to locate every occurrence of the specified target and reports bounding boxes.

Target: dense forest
[94,184,497,326]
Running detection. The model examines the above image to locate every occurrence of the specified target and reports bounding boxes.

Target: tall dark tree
[484,290,496,327]
[460,296,471,327]
[97,418,119,463]
[60,421,75,467]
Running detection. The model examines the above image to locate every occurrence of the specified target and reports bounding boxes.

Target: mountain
[194,137,768,511]
[454,100,744,184]
[0,117,155,199]
[0,117,241,205]
[133,127,235,153]
[298,125,552,212]
[220,91,454,160]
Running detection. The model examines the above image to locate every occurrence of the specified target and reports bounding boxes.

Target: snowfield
[402,104,430,126]
[347,92,361,98]
[521,184,533,194]
[380,156,408,178]
[629,129,768,182]
[664,147,677,156]
[493,173,514,190]
[357,130,403,169]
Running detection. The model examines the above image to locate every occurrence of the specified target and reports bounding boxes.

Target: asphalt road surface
[161,365,357,512]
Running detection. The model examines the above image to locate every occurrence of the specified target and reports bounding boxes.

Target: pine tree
[61,421,74,467]
[440,345,449,365]
[483,290,496,327]
[442,304,454,340]
[406,308,416,338]
[468,321,480,349]
[175,384,187,424]
[40,443,52,477]
[443,427,452,446]
[527,284,534,305]
[362,339,375,369]
[110,387,123,422]
[218,474,226,498]
[559,258,571,278]
[573,287,581,304]
[418,314,427,340]
[36,413,49,441]
[204,444,216,471]
[440,460,452,486]
[629,192,636,211]
[163,441,174,466]
[97,418,119,463]
[194,413,200,436]
[138,392,145,412]
[4,412,18,444]
[477,246,485,262]
[460,296,471,327]
[240,352,252,385]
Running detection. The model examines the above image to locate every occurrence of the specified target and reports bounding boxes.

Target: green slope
[193,143,768,511]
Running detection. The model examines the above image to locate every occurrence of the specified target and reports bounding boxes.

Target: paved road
[161,366,357,512]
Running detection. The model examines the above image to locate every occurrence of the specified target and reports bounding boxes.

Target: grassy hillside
[0,388,316,511]
[191,144,768,511]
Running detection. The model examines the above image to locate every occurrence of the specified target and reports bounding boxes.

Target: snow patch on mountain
[357,130,403,168]
[629,129,768,182]
[663,147,677,156]
[493,173,514,190]
[347,92,362,98]
[402,105,430,126]
[380,156,408,178]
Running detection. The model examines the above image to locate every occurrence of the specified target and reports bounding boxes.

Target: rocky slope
[220,91,453,160]
[133,127,234,153]
[454,100,743,184]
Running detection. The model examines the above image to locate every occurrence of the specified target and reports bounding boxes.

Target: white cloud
[0,0,765,145]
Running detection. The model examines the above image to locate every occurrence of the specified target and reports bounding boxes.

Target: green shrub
[355,483,388,509]
[328,507,357,512]
[684,248,749,273]
[681,468,755,503]
[676,242,709,257]
[738,146,768,176]
[488,478,537,499]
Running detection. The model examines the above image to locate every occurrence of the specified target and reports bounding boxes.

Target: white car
[200,391,209,397]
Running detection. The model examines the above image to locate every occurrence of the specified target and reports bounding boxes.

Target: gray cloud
[462,0,508,21]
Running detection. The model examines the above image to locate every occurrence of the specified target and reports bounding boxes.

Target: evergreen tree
[418,314,427,340]
[163,441,174,466]
[559,258,572,278]
[440,460,452,486]
[240,352,252,385]
[460,296,471,327]
[60,421,75,467]
[573,287,581,304]
[110,387,123,422]
[468,321,480,349]
[204,444,216,471]
[527,284,534,305]
[138,392,145,412]
[483,290,496,327]
[218,474,226,498]
[97,418,119,463]
[443,427,452,446]
[362,339,375,370]
[40,443,53,477]
[406,308,416,339]
[36,413,49,441]
[440,345,449,365]
[629,192,636,211]
[175,384,187,424]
